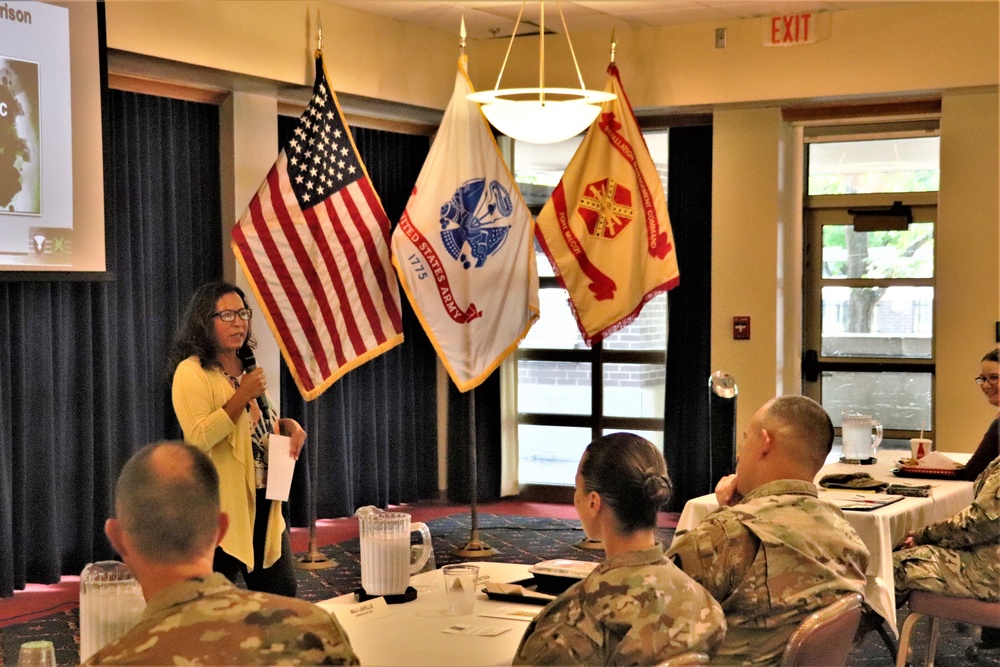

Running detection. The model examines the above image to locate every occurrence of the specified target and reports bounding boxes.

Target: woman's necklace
[218,354,244,379]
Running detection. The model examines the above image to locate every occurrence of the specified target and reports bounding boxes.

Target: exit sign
[762,11,831,46]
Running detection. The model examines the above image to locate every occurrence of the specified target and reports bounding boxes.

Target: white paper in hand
[266,434,296,501]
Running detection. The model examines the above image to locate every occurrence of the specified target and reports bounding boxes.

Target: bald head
[759,395,834,471]
[736,395,834,495]
[114,442,221,564]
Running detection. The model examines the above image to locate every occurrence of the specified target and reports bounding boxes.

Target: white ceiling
[331,1,896,40]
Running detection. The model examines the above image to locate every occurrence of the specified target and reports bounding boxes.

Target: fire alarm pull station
[733,316,751,340]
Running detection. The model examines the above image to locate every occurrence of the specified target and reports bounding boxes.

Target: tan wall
[106,2,998,112]
[711,108,786,431]
[935,91,1000,451]
[626,2,998,108]
[105,0,460,109]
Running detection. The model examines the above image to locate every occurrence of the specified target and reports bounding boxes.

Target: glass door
[802,130,940,454]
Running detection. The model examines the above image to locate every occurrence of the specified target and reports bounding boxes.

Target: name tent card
[344,596,391,623]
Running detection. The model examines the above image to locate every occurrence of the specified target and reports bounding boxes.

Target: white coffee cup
[910,438,932,460]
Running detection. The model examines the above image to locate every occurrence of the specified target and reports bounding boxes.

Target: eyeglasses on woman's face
[975,374,1000,386]
[210,308,253,323]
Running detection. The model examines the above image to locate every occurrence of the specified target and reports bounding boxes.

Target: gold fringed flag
[535,63,680,346]
[391,55,539,392]
[232,54,404,400]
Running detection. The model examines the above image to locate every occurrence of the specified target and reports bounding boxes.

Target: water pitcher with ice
[355,506,432,596]
[841,411,883,462]
[79,561,145,663]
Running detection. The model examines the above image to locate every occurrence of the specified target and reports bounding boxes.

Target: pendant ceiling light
[467,1,615,145]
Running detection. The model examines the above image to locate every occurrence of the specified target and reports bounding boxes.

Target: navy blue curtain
[0,88,222,596]
[663,124,714,510]
[446,374,502,503]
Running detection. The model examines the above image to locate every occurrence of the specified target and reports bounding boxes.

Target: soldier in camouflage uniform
[893,452,1000,601]
[667,396,869,667]
[86,442,358,665]
[514,433,726,665]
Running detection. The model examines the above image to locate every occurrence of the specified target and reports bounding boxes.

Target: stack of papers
[822,492,905,511]
[483,581,555,603]
[528,560,599,579]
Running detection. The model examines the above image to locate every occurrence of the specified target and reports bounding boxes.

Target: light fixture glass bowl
[468,87,616,144]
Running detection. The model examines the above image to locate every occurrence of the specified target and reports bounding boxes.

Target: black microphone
[236,346,271,416]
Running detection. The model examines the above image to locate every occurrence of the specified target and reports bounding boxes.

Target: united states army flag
[391,55,539,392]
[536,63,680,345]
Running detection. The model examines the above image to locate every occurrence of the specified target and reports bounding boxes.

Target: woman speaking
[167,281,305,596]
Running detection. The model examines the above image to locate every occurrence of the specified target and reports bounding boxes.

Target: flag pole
[452,386,498,557]
[296,412,336,569]
[450,15,495,558]
[296,17,335,571]
[576,26,620,555]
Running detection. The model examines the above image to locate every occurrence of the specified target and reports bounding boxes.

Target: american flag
[232,54,404,401]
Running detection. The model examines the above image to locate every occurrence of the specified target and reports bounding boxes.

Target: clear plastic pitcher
[79,561,145,662]
[355,506,432,595]
[842,411,883,461]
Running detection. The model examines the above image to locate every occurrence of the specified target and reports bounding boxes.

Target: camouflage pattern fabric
[513,543,726,666]
[85,573,359,665]
[667,480,869,667]
[894,454,1000,600]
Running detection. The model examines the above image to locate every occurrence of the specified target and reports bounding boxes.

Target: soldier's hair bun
[641,471,673,505]
[580,432,672,532]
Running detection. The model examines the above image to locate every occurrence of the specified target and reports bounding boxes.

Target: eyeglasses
[210,308,253,322]
[975,374,1000,386]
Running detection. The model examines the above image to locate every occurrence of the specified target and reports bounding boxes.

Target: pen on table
[820,488,877,493]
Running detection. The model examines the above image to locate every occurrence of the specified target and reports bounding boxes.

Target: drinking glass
[18,641,56,666]
[442,564,479,615]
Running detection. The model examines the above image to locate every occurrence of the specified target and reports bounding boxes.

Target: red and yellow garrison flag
[232,54,403,401]
[536,63,679,346]
[391,55,539,392]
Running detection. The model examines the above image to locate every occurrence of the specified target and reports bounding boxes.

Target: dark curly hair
[167,281,255,376]
[984,348,999,364]
[579,432,673,534]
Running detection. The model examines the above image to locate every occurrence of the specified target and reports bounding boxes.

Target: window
[802,126,939,453]
[512,133,670,490]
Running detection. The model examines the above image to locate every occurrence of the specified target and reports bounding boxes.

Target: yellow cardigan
[171,356,284,570]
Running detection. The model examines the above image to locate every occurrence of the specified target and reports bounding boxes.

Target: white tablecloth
[671,453,974,634]
[317,562,537,666]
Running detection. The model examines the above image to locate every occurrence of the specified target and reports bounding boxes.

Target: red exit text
[768,13,816,45]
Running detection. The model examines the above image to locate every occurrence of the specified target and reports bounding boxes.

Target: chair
[779,593,864,667]
[896,591,1000,667]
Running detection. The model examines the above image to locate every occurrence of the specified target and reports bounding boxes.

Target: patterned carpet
[1,512,997,665]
